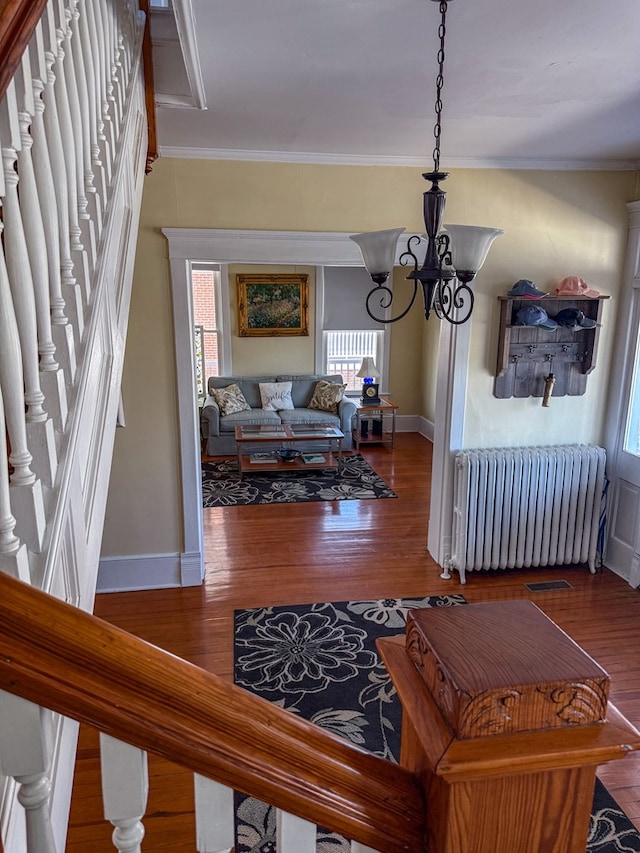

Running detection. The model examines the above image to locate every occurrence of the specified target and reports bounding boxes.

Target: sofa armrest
[337,397,357,437]
[201,395,220,437]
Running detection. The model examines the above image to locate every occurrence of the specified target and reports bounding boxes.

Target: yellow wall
[101,158,637,558]
[442,170,634,447]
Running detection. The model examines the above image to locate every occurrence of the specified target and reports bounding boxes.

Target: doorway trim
[162,228,464,584]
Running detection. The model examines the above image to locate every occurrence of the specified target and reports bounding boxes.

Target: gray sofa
[201,374,357,455]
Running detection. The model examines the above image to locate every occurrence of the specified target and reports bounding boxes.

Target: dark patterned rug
[202,454,397,507]
[234,596,640,852]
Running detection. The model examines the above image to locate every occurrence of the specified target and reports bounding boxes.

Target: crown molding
[157,145,640,171]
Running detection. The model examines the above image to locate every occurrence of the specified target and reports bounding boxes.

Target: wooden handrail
[0,573,425,852]
[138,0,159,172]
[0,0,48,103]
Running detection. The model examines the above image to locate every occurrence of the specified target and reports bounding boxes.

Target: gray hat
[515,305,557,330]
[508,279,548,299]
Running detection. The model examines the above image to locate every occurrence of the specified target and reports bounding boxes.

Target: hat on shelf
[514,305,558,330]
[554,307,598,330]
[555,276,600,298]
[507,279,549,298]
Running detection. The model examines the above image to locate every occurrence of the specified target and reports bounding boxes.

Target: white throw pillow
[259,381,294,411]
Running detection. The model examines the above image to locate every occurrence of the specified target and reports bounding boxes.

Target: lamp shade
[356,357,380,379]
[443,225,504,277]
[349,228,406,279]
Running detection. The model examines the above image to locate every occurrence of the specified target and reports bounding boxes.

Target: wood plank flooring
[66,433,640,850]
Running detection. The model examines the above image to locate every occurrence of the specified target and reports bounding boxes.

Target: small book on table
[302,453,326,464]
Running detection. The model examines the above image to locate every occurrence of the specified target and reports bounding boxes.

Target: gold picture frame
[237,274,309,337]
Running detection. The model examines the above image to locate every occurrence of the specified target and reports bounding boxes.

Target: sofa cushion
[308,379,346,414]
[259,381,294,411]
[211,383,251,415]
[277,374,344,408]
[219,409,281,433]
[279,409,340,427]
[208,376,276,409]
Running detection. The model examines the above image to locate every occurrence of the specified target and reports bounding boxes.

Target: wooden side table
[352,397,398,452]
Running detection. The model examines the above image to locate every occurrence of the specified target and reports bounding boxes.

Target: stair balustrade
[0,572,414,852]
[0,0,149,848]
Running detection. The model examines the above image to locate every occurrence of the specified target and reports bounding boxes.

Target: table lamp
[357,358,380,404]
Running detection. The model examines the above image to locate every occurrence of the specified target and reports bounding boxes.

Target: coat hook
[542,357,555,407]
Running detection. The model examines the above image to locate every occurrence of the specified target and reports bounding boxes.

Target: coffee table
[234,423,344,478]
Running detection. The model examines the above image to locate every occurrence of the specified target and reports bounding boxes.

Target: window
[192,265,223,403]
[318,266,389,392]
[325,330,383,392]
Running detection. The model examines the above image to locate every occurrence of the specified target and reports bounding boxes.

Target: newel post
[377,600,640,853]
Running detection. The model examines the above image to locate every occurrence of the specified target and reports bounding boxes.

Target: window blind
[322,266,386,330]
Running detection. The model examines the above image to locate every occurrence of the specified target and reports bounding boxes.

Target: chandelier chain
[432,1,448,173]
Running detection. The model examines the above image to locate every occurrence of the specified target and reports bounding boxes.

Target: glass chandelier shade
[442,225,505,283]
[348,228,406,285]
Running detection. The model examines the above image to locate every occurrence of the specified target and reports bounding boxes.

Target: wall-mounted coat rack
[494,295,609,399]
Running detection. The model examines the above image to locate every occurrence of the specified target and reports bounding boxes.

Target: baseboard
[416,415,434,442]
[603,560,637,588]
[393,414,434,439]
[97,551,203,592]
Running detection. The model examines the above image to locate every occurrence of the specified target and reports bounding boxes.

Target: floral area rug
[202,454,397,507]
[233,596,640,852]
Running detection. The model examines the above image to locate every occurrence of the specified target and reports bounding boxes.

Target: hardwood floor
[67,433,640,850]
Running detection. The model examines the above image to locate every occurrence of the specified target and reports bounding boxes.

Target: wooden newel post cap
[405,600,610,738]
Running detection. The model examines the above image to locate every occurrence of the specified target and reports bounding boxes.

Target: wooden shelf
[239,453,338,475]
[494,294,609,399]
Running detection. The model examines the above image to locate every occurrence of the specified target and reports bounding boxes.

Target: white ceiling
[150,0,640,170]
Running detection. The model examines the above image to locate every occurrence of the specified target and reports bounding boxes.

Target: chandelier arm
[365,282,420,324]
[437,280,474,325]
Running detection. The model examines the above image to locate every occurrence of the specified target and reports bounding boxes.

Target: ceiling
[150,0,640,170]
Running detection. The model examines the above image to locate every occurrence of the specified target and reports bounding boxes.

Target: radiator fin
[451,445,606,583]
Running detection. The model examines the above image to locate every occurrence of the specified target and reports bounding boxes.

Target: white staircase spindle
[42,40,85,343]
[97,0,116,170]
[113,28,126,131]
[194,774,234,853]
[69,0,99,255]
[61,0,97,275]
[0,389,30,582]
[0,693,56,853]
[0,217,33,490]
[51,2,92,309]
[276,810,317,852]
[100,734,148,853]
[106,0,124,135]
[16,54,68,437]
[51,2,82,257]
[1,83,58,491]
[78,0,107,219]
[87,0,113,186]
[0,217,45,554]
[30,22,77,385]
[351,843,383,853]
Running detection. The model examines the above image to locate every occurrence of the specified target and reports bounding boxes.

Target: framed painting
[237,274,309,337]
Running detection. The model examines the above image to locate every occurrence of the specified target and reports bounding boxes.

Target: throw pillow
[308,380,346,414]
[211,383,251,416]
[259,381,294,411]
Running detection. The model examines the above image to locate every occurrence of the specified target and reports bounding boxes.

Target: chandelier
[350,0,503,325]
